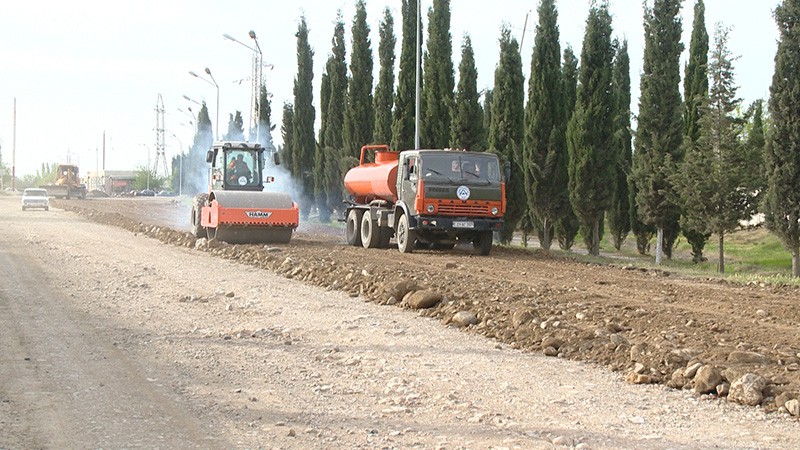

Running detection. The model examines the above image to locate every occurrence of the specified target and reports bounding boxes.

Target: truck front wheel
[396,213,415,254]
[474,230,493,256]
[346,209,363,247]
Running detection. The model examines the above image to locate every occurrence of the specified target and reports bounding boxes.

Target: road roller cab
[191,141,299,244]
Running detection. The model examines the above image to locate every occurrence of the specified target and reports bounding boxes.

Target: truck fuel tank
[343,147,399,204]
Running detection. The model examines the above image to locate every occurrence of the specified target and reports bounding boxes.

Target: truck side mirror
[505,160,511,183]
[273,151,281,166]
[206,150,214,163]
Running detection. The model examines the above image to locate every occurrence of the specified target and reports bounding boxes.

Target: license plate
[453,221,474,229]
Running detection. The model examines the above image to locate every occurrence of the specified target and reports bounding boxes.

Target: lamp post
[169,131,185,196]
[249,30,263,144]
[183,94,201,106]
[189,69,219,141]
[223,31,272,145]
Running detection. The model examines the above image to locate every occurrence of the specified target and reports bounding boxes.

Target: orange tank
[344,147,399,204]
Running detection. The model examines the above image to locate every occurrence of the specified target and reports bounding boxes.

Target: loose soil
[56,197,800,407]
[3,194,800,449]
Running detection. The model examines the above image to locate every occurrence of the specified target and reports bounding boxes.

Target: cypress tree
[374,7,396,145]
[681,0,711,262]
[314,66,332,222]
[556,46,580,251]
[186,102,213,195]
[325,15,350,215]
[318,69,331,148]
[325,15,348,151]
[744,100,767,199]
[320,12,353,220]
[631,0,684,265]
[392,0,422,151]
[482,89,493,150]
[258,85,276,151]
[343,0,374,157]
[451,35,484,150]
[489,26,526,244]
[291,16,316,219]
[607,39,632,251]
[765,0,800,277]
[524,0,568,251]
[422,0,455,148]
[676,25,757,273]
[224,111,245,141]
[279,102,294,174]
[566,3,616,256]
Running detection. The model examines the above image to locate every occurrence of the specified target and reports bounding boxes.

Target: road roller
[343,145,508,255]
[191,141,299,244]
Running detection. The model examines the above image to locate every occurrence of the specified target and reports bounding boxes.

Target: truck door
[399,155,419,206]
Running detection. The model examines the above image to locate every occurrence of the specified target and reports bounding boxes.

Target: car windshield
[420,154,501,182]
[24,189,47,197]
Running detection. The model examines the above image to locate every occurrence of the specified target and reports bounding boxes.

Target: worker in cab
[228,154,252,185]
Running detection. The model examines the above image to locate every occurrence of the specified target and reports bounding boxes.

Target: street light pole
[205,68,219,141]
[249,30,264,145]
[189,69,219,141]
[169,131,184,196]
[414,0,421,150]
[224,31,266,144]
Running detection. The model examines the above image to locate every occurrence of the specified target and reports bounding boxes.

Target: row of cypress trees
[257,0,800,276]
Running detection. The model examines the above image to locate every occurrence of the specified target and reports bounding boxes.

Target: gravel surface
[1,195,799,449]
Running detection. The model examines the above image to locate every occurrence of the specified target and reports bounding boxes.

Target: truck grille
[436,203,488,216]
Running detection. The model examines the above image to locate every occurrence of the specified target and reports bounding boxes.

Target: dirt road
[1,195,799,449]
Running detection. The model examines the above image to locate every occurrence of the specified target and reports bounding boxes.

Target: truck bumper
[411,215,504,232]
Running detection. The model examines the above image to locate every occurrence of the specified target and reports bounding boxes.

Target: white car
[21,188,50,211]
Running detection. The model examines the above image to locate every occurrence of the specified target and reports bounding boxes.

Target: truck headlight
[426,204,435,213]
[491,207,499,215]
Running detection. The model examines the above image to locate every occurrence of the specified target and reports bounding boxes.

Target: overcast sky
[0,0,780,177]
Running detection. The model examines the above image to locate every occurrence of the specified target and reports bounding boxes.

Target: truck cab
[395,150,505,253]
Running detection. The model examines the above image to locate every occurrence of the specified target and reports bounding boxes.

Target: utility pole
[12,97,16,192]
[154,94,168,179]
[414,0,421,150]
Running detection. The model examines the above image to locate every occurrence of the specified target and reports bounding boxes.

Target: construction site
[0,193,790,448]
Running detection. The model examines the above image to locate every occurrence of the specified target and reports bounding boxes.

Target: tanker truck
[343,145,507,255]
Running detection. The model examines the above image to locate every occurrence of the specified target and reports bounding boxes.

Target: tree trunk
[793,243,799,278]
[541,218,552,251]
[718,231,725,274]
[591,218,600,256]
[655,226,663,265]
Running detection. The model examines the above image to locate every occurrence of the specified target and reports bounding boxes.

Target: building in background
[84,170,136,195]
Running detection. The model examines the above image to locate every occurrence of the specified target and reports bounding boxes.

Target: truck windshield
[420,154,501,182]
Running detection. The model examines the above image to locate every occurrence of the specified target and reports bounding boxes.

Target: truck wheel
[378,226,392,248]
[191,194,208,238]
[360,212,381,249]
[396,213,415,254]
[346,209,363,247]
[474,231,493,256]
